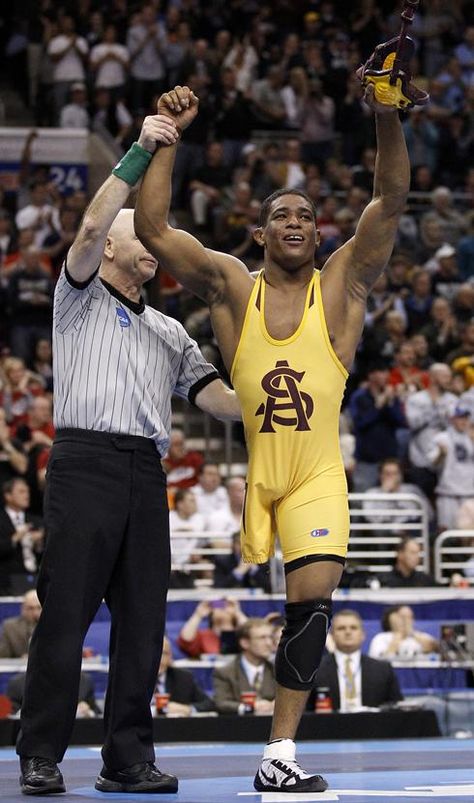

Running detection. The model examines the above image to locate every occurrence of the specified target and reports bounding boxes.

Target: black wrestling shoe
[20,757,66,795]
[254,757,328,793]
[95,761,178,793]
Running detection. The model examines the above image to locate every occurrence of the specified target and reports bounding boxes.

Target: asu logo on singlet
[256,359,314,433]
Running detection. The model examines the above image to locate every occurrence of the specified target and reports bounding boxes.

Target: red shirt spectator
[162,428,204,490]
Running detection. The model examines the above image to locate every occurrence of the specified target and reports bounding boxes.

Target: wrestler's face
[331,615,364,654]
[255,194,319,272]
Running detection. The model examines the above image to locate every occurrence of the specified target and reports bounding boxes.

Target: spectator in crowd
[207,476,245,537]
[162,428,204,492]
[213,531,270,592]
[0,407,27,485]
[430,244,463,300]
[387,341,429,398]
[7,246,54,363]
[0,358,45,431]
[420,297,460,362]
[301,77,336,169]
[461,384,474,418]
[169,488,205,589]
[349,361,406,491]
[410,333,433,371]
[362,458,431,533]
[89,23,129,99]
[193,462,229,519]
[403,269,433,335]
[178,598,247,658]
[212,618,275,715]
[8,670,100,718]
[0,589,41,658]
[153,636,215,716]
[448,320,474,388]
[380,537,436,588]
[42,208,79,279]
[47,14,89,121]
[308,609,402,711]
[251,66,286,129]
[421,187,467,247]
[405,362,457,497]
[361,309,408,367]
[402,108,439,174]
[0,477,44,594]
[457,214,474,280]
[428,407,474,531]
[126,4,167,113]
[15,180,59,249]
[189,141,232,230]
[213,66,253,166]
[92,88,133,156]
[451,284,474,328]
[59,83,90,128]
[0,210,18,268]
[369,604,438,660]
[13,395,54,449]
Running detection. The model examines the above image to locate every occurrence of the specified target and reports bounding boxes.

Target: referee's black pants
[17,429,170,769]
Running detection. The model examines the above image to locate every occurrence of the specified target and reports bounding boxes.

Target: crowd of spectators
[6,592,467,723]
[0,0,473,598]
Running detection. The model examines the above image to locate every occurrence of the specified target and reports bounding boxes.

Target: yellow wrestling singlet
[231,270,350,565]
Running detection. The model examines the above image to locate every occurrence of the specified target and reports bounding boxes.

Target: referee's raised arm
[67,115,179,284]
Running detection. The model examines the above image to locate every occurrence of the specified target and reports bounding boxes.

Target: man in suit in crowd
[154,636,215,716]
[0,590,41,658]
[0,478,44,594]
[310,609,403,711]
[213,618,275,715]
[7,671,100,718]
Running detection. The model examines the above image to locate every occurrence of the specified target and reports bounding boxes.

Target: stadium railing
[434,530,474,586]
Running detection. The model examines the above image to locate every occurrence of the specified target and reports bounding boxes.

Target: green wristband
[112,142,152,186]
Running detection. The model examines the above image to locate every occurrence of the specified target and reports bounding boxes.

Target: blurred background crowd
[0,0,472,733]
[0,3,472,594]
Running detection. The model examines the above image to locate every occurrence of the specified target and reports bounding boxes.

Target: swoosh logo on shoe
[260,768,278,786]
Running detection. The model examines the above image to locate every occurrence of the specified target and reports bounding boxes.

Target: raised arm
[328,87,410,294]
[135,86,249,306]
[321,85,410,369]
[67,115,179,284]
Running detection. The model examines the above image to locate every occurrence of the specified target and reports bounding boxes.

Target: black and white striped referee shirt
[52,265,218,455]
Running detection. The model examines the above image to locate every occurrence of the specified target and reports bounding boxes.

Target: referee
[17,114,240,795]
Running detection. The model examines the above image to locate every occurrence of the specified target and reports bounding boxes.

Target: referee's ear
[104,236,114,260]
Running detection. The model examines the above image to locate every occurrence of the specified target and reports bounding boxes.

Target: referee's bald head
[103,208,158,283]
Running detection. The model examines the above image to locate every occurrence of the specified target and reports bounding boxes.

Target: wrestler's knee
[275,598,332,691]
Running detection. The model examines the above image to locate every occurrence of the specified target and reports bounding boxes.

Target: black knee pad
[275,599,332,691]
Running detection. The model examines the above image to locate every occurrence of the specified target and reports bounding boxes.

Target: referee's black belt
[55,428,159,454]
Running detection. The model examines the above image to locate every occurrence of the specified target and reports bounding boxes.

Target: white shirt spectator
[206,507,241,536]
[15,205,60,248]
[405,388,457,468]
[48,35,88,82]
[369,631,423,660]
[193,484,230,519]
[429,427,474,497]
[90,43,129,88]
[460,387,474,420]
[60,103,90,128]
[169,509,205,568]
[363,483,430,523]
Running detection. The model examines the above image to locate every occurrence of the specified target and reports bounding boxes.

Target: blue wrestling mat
[1,739,474,802]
